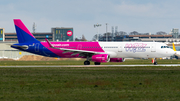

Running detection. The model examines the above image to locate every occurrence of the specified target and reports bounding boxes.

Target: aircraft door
[151,43,156,52]
[35,43,40,52]
[77,44,82,50]
[118,44,122,52]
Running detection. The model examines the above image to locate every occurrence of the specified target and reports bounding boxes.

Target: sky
[1,0,180,40]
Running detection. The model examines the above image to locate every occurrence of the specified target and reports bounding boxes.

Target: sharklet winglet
[45,38,62,50]
[45,38,53,47]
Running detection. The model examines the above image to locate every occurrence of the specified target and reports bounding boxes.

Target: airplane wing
[45,38,104,56]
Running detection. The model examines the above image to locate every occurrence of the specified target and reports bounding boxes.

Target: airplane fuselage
[12,41,174,59]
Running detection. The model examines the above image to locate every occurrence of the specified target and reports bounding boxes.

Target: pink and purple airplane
[11,19,175,65]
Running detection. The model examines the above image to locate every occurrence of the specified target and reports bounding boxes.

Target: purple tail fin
[14,19,39,43]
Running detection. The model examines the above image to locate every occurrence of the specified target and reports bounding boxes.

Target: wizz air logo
[125,43,147,53]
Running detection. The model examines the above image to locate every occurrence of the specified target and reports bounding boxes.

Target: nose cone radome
[166,49,176,57]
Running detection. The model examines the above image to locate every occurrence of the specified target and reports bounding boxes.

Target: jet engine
[91,54,110,63]
[110,58,125,62]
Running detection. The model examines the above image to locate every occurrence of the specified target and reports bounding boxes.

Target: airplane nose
[168,49,176,56]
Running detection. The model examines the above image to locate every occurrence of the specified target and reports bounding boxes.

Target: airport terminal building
[1,27,73,42]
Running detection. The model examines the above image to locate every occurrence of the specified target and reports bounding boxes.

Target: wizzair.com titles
[52,44,69,47]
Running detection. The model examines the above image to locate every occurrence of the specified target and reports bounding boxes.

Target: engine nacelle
[91,54,110,63]
[110,58,125,62]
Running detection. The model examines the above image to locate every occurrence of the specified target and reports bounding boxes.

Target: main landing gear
[84,56,90,65]
[94,62,101,65]
[84,61,90,65]
[84,61,101,65]
[83,56,101,65]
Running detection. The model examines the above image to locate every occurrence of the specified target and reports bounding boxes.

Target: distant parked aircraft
[11,19,175,65]
[172,43,180,59]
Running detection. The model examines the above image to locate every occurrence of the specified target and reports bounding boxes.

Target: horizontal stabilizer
[11,45,28,50]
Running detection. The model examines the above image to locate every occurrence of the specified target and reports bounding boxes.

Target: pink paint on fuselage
[40,41,104,58]
[14,19,35,38]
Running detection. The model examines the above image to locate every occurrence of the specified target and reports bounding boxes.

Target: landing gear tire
[94,62,101,65]
[153,58,157,65]
[154,62,157,65]
[84,61,90,65]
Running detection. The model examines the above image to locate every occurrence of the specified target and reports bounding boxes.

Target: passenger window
[161,46,163,48]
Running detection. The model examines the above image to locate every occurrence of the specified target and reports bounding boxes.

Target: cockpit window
[161,46,170,48]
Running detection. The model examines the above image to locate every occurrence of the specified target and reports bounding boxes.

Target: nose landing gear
[152,58,158,65]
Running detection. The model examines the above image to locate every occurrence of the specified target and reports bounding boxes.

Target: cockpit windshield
[161,46,170,48]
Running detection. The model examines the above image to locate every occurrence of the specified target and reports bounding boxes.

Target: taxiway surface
[0,64,180,67]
